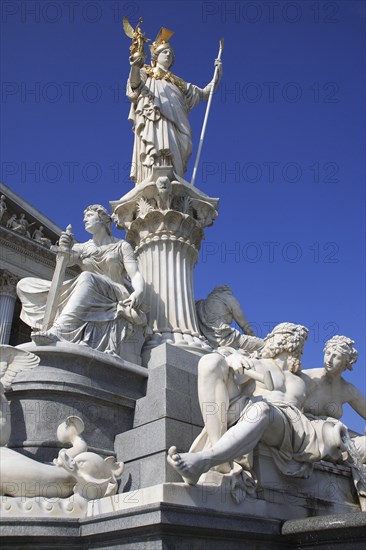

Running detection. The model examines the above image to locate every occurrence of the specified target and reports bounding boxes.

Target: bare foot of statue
[167,446,209,485]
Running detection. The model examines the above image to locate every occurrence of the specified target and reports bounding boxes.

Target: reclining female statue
[17,204,146,357]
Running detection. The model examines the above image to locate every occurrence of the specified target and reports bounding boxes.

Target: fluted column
[111,169,219,350]
[0,269,19,344]
[132,211,201,346]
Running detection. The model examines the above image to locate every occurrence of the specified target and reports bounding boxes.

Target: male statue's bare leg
[197,353,240,473]
[168,401,285,484]
[198,353,238,445]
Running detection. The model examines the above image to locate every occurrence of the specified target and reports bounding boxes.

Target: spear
[191,38,224,186]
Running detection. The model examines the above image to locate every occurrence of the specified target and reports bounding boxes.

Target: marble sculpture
[1,17,365,524]
[17,204,147,357]
[126,20,222,183]
[168,324,349,483]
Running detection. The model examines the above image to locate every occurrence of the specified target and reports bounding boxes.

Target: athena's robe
[127,67,201,183]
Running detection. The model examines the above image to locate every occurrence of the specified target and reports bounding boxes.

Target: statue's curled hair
[323,335,358,371]
[260,322,309,373]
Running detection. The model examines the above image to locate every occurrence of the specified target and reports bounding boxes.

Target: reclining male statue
[167,323,347,485]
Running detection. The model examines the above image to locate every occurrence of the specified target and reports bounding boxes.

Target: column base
[143,330,212,353]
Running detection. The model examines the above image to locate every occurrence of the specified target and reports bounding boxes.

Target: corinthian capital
[0,269,19,298]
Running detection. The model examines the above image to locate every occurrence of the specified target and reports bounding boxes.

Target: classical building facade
[0,182,75,345]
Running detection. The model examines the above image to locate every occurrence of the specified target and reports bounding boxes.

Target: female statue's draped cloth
[17,239,145,356]
[127,68,201,183]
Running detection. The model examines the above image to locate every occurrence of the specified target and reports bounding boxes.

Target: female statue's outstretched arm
[197,58,223,100]
[128,56,144,90]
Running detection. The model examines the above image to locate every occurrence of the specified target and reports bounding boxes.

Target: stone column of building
[111,168,219,350]
[0,269,19,344]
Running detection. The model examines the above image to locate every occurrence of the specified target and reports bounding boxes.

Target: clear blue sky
[1,1,365,433]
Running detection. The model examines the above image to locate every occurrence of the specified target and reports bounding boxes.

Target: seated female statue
[17,205,146,358]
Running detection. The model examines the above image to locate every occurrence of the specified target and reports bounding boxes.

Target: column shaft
[0,270,18,344]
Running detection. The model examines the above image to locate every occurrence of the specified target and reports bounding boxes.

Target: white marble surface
[17,205,146,359]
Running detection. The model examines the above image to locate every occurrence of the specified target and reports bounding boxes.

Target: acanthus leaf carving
[136,197,155,218]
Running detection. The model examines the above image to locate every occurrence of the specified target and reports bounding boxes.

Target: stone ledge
[282,511,366,534]
[1,503,364,549]
[17,342,149,374]
[281,512,366,549]
[87,479,360,522]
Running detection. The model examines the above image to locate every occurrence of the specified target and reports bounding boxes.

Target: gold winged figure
[123,16,150,62]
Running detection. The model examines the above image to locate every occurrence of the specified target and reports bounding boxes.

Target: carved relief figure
[6,214,17,230]
[155,176,172,211]
[126,25,222,183]
[32,225,52,248]
[17,205,146,357]
[0,195,7,222]
[10,213,31,237]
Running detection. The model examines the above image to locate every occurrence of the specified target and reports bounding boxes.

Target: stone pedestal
[6,342,148,462]
[2,504,364,549]
[1,345,364,547]
[111,169,218,350]
[0,270,18,344]
[97,447,360,523]
[115,343,203,490]
[251,444,360,514]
